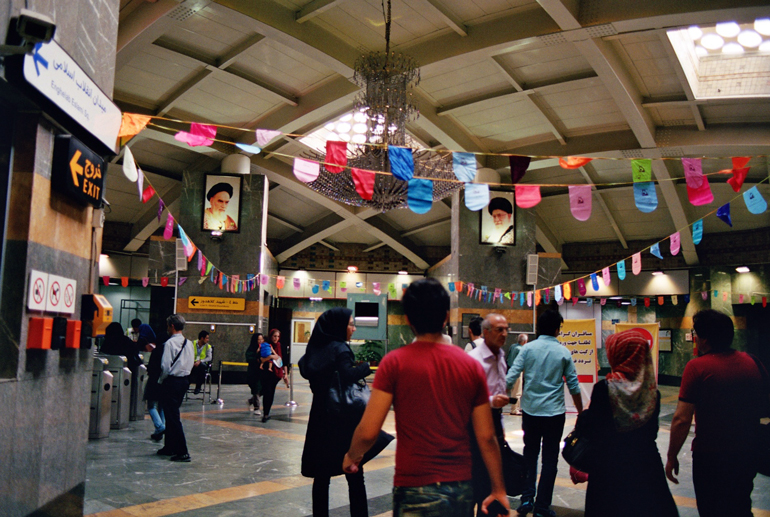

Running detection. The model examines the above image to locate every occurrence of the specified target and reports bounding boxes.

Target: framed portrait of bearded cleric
[202,174,242,233]
[480,190,515,245]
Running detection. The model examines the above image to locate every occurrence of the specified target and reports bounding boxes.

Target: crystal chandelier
[306,0,461,212]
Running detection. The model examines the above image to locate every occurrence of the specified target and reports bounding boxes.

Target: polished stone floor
[84,379,770,517]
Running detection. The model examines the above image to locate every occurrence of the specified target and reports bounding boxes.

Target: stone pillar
[150,170,269,371]
[440,191,562,346]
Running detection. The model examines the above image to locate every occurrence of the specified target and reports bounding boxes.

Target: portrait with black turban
[480,192,515,245]
[202,175,241,232]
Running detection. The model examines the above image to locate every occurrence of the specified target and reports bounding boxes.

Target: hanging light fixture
[305,0,460,212]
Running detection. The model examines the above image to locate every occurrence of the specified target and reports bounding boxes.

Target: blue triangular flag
[692,219,703,244]
[650,242,663,259]
[743,186,767,214]
[312,284,319,294]
[388,146,414,181]
[633,182,658,213]
[717,203,732,227]
[452,152,477,182]
[617,260,626,280]
[586,298,593,307]
[590,273,599,291]
[683,294,690,304]
[322,280,330,291]
[520,292,525,306]
[235,142,262,154]
[448,282,455,292]
[464,183,490,211]
[407,178,433,214]
[630,298,637,306]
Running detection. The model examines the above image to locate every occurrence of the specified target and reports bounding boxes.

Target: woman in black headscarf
[299,307,374,517]
[101,322,141,371]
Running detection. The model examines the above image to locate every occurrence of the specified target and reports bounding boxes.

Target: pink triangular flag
[602,267,611,287]
[163,212,174,240]
[137,168,144,200]
[632,252,641,275]
[515,185,541,208]
[178,277,187,286]
[293,277,301,290]
[600,297,607,305]
[174,123,216,147]
[351,168,375,200]
[293,157,320,183]
[325,141,348,173]
[255,129,282,147]
[682,158,713,205]
[739,294,744,303]
[572,297,578,306]
[526,291,532,307]
[261,274,269,285]
[670,232,681,256]
[568,185,592,221]
[142,277,149,287]
[577,278,587,296]
[702,291,708,300]
[723,292,728,301]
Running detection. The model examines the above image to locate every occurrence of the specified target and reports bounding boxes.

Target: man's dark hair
[537,309,563,337]
[166,314,185,331]
[131,318,141,329]
[693,309,734,352]
[468,316,483,337]
[403,278,450,335]
[198,330,209,340]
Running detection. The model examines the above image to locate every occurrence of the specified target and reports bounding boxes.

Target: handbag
[326,370,370,418]
[500,439,526,496]
[561,410,596,473]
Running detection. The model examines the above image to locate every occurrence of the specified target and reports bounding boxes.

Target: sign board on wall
[27,270,77,314]
[21,41,121,153]
[557,319,598,384]
[187,296,245,311]
[27,270,48,311]
[52,135,105,207]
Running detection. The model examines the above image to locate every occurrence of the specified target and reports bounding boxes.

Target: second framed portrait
[202,174,242,233]
[480,190,515,245]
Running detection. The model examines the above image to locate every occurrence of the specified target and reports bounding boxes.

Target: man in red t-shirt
[666,309,770,517]
[343,278,509,516]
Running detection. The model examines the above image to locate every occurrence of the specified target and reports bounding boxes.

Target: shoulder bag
[327,370,370,419]
[561,409,596,474]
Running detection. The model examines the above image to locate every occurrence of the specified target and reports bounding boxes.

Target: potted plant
[355,340,383,366]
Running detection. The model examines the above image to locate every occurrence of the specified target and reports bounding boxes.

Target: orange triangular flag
[118,113,152,138]
[559,156,593,169]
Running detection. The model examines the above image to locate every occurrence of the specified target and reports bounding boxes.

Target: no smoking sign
[46,274,77,314]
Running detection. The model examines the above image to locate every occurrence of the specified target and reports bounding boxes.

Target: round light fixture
[353,111,367,122]
[715,22,741,38]
[351,134,366,144]
[347,265,358,273]
[336,122,351,133]
[352,123,368,134]
[760,40,770,52]
[755,18,770,36]
[338,133,351,142]
[737,29,762,48]
[695,45,709,57]
[723,42,744,55]
[324,122,335,131]
[688,26,703,40]
[340,113,353,122]
[700,33,725,50]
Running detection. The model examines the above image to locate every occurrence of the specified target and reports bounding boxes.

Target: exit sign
[52,135,105,207]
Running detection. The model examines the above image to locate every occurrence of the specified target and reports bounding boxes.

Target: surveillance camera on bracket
[0,9,56,57]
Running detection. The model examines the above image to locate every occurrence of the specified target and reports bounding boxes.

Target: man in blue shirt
[506,310,583,517]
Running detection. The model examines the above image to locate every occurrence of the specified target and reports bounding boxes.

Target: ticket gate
[89,357,113,439]
[97,354,132,429]
[129,359,147,421]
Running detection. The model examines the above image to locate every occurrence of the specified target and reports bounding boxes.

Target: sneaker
[150,430,165,441]
[533,509,556,517]
[517,500,534,516]
[253,408,262,416]
[170,453,191,462]
[156,448,174,456]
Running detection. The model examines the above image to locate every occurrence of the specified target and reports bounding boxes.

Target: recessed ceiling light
[339,113,353,122]
[347,266,358,273]
[652,271,664,276]
[351,134,367,144]
[701,33,725,50]
[338,133,351,142]
[716,21,741,38]
[310,297,322,301]
[352,123,367,134]
[723,42,744,55]
[398,270,408,275]
[609,296,623,300]
[755,18,770,36]
[736,266,750,273]
[324,122,335,131]
[99,253,110,259]
[695,45,709,57]
[336,122,351,133]
[688,26,703,40]
[760,40,770,52]
[738,29,762,48]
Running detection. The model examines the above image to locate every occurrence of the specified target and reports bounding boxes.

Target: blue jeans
[521,412,565,513]
[393,481,474,517]
[148,400,165,433]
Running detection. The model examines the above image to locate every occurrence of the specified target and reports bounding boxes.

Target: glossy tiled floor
[84,381,770,517]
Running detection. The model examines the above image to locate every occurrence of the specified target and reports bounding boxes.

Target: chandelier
[306,0,461,212]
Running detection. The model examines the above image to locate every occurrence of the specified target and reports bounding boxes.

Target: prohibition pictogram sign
[33,278,45,305]
[50,281,61,306]
[64,284,75,308]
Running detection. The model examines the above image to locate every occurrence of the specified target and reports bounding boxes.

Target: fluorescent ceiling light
[723,42,744,55]
[688,26,703,39]
[701,33,725,50]
[652,271,664,276]
[398,270,408,275]
[609,296,623,300]
[755,18,770,36]
[736,266,750,273]
[309,297,322,301]
[716,21,741,38]
[347,266,358,273]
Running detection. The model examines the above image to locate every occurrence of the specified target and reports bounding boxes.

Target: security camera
[17,9,56,45]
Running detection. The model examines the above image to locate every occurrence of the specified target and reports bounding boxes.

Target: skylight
[667,19,770,99]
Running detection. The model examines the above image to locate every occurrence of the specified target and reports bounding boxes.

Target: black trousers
[160,376,189,455]
[189,363,209,389]
[521,412,565,512]
[693,450,758,517]
[312,470,368,517]
[260,368,280,416]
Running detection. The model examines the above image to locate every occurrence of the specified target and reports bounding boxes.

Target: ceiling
[107,0,770,271]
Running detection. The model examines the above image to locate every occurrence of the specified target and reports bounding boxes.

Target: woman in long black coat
[299,307,372,517]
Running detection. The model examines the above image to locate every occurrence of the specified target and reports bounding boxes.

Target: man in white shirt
[468,313,511,516]
[464,316,484,352]
[158,314,194,462]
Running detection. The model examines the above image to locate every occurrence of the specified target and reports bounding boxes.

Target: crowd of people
[99,279,768,516]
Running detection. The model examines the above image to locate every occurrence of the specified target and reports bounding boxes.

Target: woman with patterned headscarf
[581,329,678,516]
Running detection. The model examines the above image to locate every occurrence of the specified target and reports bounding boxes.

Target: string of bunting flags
[117,114,769,303]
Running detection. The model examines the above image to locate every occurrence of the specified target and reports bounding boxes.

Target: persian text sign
[557,319,598,383]
[188,296,245,311]
[23,41,121,152]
